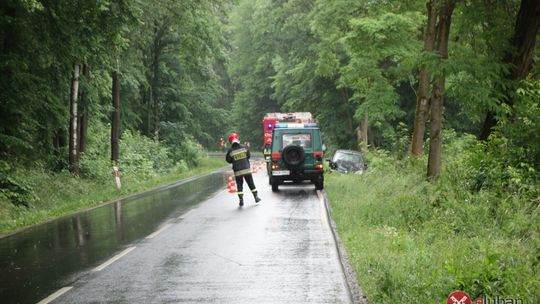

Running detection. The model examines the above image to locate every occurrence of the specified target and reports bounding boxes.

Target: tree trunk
[150,56,159,141]
[146,88,153,137]
[151,20,161,141]
[78,64,89,153]
[79,112,88,153]
[53,129,66,157]
[427,1,455,179]
[479,0,540,140]
[69,64,81,174]
[356,112,369,151]
[411,0,437,156]
[111,70,121,163]
[362,113,368,148]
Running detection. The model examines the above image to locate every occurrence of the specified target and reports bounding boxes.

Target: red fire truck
[262,112,315,160]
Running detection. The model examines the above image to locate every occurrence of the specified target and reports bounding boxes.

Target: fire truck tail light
[271,164,279,170]
[315,163,323,170]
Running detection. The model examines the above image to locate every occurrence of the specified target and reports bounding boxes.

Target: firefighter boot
[253,191,261,203]
[238,193,244,206]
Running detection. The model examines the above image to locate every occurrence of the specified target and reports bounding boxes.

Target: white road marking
[36,286,73,304]
[178,209,195,219]
[92,246,136,272]
[146,224,172,239]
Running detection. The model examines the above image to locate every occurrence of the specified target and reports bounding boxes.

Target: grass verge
[326,151,539,303]
[0,157,226,235]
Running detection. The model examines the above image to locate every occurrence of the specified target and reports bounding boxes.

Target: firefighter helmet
[229,133,240,144]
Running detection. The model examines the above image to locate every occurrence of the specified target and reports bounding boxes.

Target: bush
[160,122,205,167]
[79,122,113,180]
[120,130,174,177]
[78,121,206,180]
[0,160,38,207]
[466,80,540,196]
[326,136,540,303]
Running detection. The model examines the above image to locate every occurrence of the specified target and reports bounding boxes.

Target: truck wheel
[314,175,324,190]
[271,177,279,192]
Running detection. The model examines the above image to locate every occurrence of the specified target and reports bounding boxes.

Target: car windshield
[282,133,312,148]
[333,152,363,164]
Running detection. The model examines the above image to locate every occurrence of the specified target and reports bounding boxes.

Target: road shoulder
[321,190,368,304]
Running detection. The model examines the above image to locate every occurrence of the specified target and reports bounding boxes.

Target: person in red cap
[226,132,261,206]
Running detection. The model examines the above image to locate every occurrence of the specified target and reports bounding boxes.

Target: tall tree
[411,0,437,156]
[427,0,456,179]
[69,63,81,174]
[111,69,121,163]
[78,64,89,154]
[479,0,540,140]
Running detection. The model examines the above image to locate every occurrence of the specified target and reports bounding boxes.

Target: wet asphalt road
[4,162,352,303]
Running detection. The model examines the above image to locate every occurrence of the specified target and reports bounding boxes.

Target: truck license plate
[272,170,290,176]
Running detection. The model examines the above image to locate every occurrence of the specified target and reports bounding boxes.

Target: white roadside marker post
[113,165,121,189]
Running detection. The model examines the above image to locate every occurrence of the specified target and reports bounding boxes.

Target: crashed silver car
[327,149,366,174]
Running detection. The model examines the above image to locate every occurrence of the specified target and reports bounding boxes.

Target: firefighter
[226,133,261,206]
[220,137,225,152]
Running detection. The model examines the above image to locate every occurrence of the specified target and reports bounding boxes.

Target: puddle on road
[0,171,227,304]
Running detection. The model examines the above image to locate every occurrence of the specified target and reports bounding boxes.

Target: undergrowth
[326,137,540,303]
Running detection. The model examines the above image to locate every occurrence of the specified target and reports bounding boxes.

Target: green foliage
[392,122,411,158]
[505,80,540,170]
[228,0,282,145]
[466,80,540,196]
[79,121,112,179]
[79,120,204,182]
[326,139,540,303]
[0,0,139,161]
[120,130,173,177]
[160,122,205,167]
[0,160,38,207]
[1,0,232,172]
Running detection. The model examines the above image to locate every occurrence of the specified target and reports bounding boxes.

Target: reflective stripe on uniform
[234,168,252,176]
[230,148,247,157]
[251,188,257,193]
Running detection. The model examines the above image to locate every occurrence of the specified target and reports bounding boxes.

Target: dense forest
[1,0,540,300]
[1,0,539,177]
[229,0,539,175]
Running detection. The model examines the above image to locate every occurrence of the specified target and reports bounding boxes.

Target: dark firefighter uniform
[226,143,261,206]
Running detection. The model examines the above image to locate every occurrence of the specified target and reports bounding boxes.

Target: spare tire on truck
[282,145,305,167]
